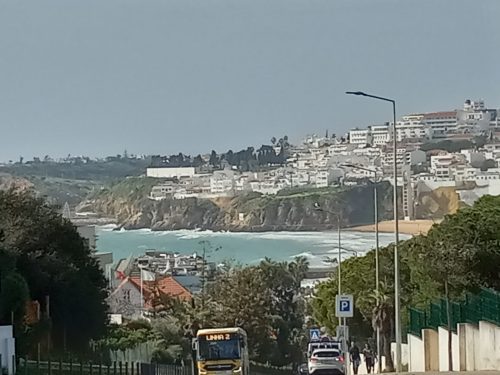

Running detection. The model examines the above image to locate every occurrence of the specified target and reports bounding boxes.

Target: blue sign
[309,329,321,341]
[340,300,350,312]
[335,295,354,318]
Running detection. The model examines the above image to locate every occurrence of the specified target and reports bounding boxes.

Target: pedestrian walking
[349,342,361,375]
[362,343,375,374]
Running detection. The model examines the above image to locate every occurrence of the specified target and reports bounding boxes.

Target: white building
[381,147,408,168]
[150,183,175,199]
[371,125,391,145]
[348,125,391,146]
[210,171,235,194]
[146,166,196,178]
[349,129,371,145]
[422,111,457,139]
[396,115,432,141]
[457,100,497,135]
[430,152,466,178]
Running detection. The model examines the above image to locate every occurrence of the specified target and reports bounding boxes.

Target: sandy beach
[349,219,439,235]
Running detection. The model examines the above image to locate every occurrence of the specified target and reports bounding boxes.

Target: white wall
[0,325,15,375]
[458,323,480,371]
[478,321,500,370]
[407,334,425,372]
[390,342,408,368]
[146,167,196,178]
[438,327,459,371]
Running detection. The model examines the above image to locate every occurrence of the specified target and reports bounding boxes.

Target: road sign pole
[335,295,353,375]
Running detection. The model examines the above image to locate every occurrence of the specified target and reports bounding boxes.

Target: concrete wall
[438,326,459,371]
[423,328,439,372]
[408,334,425,372]
[390,342,408,367]
[458,323,480,371]
[478,321,500,370]
[408,322,500,372]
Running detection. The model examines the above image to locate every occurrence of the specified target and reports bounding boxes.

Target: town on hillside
[143,98,500,220]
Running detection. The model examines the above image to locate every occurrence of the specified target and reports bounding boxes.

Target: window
[314,351,340,358]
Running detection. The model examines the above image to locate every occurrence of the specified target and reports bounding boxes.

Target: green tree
[0,189,108,355]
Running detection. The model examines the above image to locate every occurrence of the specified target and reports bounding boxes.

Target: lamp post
[313,203,342,325]
[341,163,381,371]
[345,91,401,373]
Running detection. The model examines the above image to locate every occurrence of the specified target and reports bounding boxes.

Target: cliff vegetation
[79,177,397,231]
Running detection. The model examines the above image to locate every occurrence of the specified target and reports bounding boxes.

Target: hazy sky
[1,0,499,161]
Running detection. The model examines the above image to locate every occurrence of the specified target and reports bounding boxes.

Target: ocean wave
[97,224,118,231]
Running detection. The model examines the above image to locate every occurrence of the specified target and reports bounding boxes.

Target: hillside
[0,173,104,208]
[78,178,398,231]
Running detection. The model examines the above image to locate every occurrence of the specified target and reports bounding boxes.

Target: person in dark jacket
[362,343,375,374]
[349,342,361,375]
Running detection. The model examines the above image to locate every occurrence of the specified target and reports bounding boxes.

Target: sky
[0,0,499,162]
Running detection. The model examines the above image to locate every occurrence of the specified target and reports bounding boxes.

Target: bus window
[198,335,241,361]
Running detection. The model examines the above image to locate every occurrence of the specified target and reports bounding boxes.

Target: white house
[210,171,235,194]
[146,166,196,178]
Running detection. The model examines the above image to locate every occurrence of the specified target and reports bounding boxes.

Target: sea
[96,226,411,269]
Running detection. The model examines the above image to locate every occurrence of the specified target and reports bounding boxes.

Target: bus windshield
[198,334,241,361]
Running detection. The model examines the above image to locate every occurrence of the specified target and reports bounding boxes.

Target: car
[297,363,309,375]
[308,348,345,375]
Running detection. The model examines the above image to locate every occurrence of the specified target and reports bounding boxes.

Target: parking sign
[335,294,354,318]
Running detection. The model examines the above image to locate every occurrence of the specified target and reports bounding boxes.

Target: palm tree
[288,256,310,289]
[370,284,394,372]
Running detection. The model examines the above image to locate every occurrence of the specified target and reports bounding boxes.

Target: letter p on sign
[335,294,354,318]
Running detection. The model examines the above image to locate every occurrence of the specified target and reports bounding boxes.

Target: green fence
[408,288,500,337]
[13,359,191,375]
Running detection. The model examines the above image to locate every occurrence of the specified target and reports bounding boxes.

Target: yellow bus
[194,327,249,375]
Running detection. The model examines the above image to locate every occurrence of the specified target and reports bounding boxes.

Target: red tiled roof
[423,111,457,119]
[128,275,193,308]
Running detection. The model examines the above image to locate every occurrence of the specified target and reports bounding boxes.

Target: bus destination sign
[200,333,236,341]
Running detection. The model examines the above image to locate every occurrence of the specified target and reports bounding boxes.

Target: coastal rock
[79,178,398,231]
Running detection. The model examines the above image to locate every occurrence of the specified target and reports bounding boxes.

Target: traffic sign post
[335,295,354,375]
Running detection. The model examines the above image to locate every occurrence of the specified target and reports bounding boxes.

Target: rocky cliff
[78,178,396,231]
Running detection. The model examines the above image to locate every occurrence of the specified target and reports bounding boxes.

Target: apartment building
[371,125,392,145]
[396,115,432,141]
[348,125,391,146]
[430,152,466,178]
[349,128,371,145]
[421,111,457,139]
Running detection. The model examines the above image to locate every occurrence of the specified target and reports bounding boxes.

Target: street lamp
[314,203,351,374]
[345,91,402,373]
[341,162,381,371]
[313,203,342,326]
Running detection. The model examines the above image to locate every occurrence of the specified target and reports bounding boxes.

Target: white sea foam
[97,224,118,231]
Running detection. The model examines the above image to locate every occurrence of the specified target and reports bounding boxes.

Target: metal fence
[11,358,293,375]
[408,288,500,337]
[250,362,292,375]
[13,358,191,375]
